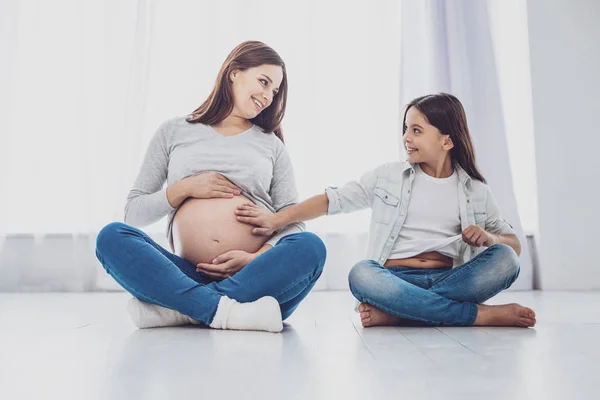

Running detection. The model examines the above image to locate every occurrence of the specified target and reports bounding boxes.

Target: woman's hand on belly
[196,250,255,280]
[183,172,242,200]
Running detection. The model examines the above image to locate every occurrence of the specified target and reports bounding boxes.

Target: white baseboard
[0,231,535,292]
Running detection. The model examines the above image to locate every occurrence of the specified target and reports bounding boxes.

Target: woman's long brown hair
[403,93,486,183]
[186,41,287,142]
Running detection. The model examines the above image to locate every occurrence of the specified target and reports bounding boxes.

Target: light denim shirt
[325,161,516,267]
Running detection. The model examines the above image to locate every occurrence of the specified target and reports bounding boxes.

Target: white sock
[127,298,198,329]
[209,296,283,333]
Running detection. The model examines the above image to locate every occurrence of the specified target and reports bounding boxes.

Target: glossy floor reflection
[1,291,599,400]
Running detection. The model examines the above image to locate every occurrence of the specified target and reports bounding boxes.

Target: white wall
[527,0,600,289]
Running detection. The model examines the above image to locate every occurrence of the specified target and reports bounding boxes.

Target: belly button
[212,239,220,243]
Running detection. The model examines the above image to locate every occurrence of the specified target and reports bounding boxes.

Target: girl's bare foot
[358,303,402,327]
[474,303,536,328]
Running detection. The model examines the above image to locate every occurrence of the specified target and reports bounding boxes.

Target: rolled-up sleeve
[325,167,378,215]
[484,186,516,236]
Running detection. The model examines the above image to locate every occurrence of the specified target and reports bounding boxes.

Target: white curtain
[0,0,402,291]
[0,0,534,291]
[399,0,534,290]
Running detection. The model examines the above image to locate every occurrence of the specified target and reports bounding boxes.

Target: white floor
[1,291,599,400]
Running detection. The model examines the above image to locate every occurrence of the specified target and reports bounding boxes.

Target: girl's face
[403,106,453,164]
[230,64,283,120]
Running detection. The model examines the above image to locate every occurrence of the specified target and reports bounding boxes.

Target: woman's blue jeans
[95,222,326,325]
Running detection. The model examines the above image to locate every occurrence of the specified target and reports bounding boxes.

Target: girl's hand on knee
[196,250,253,279]
[462,225,498,247]
[235,203,281,236]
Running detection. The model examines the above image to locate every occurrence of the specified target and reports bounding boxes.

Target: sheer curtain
[399,0,535,290]
[0,0,402,291]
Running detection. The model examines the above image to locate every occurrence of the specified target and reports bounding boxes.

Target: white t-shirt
[388,164,463,260]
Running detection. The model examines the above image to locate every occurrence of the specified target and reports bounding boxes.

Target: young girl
[235,93,536,328]
[95,41,326,333]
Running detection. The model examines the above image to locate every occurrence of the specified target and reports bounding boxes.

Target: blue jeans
[348,244,520,326]
[95,222,326,325]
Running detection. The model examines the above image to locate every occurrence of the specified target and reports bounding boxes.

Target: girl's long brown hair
[403,93,486,183]
[186,41,288,142]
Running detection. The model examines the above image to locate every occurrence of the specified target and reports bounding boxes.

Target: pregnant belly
[172,196,269,266]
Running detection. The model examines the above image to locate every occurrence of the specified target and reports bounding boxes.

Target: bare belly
[172,196,269,265]
[384,251,453,269]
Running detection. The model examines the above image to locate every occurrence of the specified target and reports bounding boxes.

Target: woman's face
[230,64,283,120]
[403,106,453,164]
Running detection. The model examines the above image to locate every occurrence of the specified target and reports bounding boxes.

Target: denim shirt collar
[403,161,472,189]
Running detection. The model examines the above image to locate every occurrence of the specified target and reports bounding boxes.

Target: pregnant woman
[95,41,326,333]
